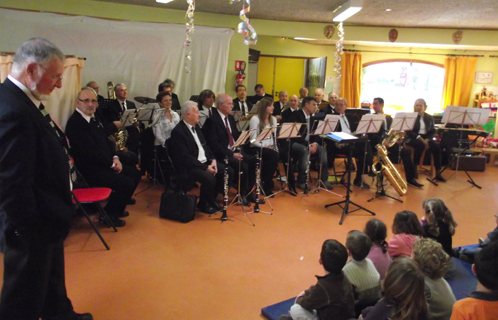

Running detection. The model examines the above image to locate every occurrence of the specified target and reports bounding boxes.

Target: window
[361,61,445,115]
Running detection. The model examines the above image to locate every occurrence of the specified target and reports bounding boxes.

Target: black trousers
[190,163,233,205]
[88,165,141,217]
[406,136,442,170]
[249,147,280,193]
[0,234,74,320]
[226,153,256,195]
[386,143,417,181]
[330,141,373,180]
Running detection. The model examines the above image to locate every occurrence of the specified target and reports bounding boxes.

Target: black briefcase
[159,189,197,223]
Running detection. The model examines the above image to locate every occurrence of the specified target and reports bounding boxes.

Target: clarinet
[221,156,229,221]
[304,142,311,194]
[253,152,262,212]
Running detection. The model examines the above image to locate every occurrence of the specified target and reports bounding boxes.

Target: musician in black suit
[284,97,334,190]
[0,38,91,320]
[369,98,423,188]
[203,93,258,204]
[404,98,446,182]
[281,94,300,123]
[86,80,105,102]
[158,79,181,111]
[251,84,273,104]
[272,90,288,121]
[232,84,253,116]
[331,98,373,187]
[197,89,215,127]
[322,92,339,115]
[169,101,232,214]
[314,88,328,111]
[66,88,141,227]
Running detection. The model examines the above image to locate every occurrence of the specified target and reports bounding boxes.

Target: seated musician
[330,98,373,188]
[65,87,142,227]
[249,97,280,196]
[151,91,180,183]
[403,98,446,182]
[314,88,328,110]
[158,79,181,111]
[203,93,258,205]
[251,84,273,104]
[86,80,104,102]
[272,90,288,122]
[368,97,424,188]
[284,97,334,191]
[281,94,300,123]
[197,89,215,127]
[322,92,339,115]
[232,84,253,117]
[169,101,232,214]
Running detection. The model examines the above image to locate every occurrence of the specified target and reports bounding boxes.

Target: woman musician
[248,97,280,196]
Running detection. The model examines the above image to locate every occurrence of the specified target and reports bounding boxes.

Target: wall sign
[475,72,493,84]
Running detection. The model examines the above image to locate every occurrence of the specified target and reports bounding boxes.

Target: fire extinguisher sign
[235,60,243,71]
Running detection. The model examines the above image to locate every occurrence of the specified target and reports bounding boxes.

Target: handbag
[159,189,197,223]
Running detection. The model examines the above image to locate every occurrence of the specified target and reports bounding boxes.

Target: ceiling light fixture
[333,0,363,22]
[386,8,392,12]
[156,0,174,3]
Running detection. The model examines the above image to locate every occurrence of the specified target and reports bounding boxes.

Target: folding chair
[71,162,117,250]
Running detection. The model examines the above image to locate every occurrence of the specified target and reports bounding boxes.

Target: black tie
[122,102,126,112]
[191,126,196,134]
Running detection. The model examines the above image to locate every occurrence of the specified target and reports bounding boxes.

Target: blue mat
[261,245,479,320]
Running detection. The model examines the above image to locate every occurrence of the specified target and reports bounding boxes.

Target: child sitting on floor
[454,210,498,263]
[412,238,456,320]
[388,211,424,259]
[364,218,391,280]
[420,198,458,257]
[450,240,498,320]
[360,257,429,320]
[278,239,355,320]
[343,230,382,316]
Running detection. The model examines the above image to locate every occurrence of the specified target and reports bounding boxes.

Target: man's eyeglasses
[78,98,98,104]
[37,64,64,82]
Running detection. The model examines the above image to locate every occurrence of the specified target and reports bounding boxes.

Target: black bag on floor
[159,189,197,223]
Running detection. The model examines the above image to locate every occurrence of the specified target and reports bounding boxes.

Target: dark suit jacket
[169,121,215,181]
[171,92,181,111]
[405,112,436,143]
[232,98,253,115]
[323,104,339,115]
[0,78,73,247]
[281,107,299,123]
[272,101,287,117]
[103,99,136,124]
[203,110,240,161]
[65,111,116,185]
[284,109,320,146]
[368,113,393,143]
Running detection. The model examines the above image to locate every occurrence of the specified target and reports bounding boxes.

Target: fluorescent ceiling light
[333,0,363,22]
[156,0,174,3]
[294,37,317,41]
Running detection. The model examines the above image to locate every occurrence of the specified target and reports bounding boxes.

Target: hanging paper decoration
[230,0,258,45]
[334,22,344,77]
[184,0,195,73]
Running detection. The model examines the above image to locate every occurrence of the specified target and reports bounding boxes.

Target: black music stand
[324,132,376,225]
[427,106,491,188]
[355,114,385,190]
[273,122,303,197]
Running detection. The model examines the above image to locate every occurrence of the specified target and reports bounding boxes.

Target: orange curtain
[441,56,477,108]
[341,52,362,108]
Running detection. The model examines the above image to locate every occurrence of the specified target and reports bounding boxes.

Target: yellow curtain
[341,52,362,108]
[0,54,13,82]
[441,56,477,108]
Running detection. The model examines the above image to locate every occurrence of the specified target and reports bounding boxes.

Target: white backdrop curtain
[0,8,233,128]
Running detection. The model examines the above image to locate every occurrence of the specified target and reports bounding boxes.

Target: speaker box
[449,155,486,171]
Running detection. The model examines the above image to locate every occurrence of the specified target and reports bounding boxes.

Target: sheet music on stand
[121,109,136,127]
[254,127,276,143]
[233,129,255,149]
[278,122,303,139]
[355,114,385,135]
[442,106,491,126]
[313,115,339,135]
[391,112,418,131]
[136,107,156,122]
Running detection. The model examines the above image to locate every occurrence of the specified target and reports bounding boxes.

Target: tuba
[371,129,407,196]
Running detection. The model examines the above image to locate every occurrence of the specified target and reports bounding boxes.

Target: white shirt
[239,100,248,115]
[418,115,427,135]
[119,100,127,111]
[249,116,277,148]
[8,75,40,108]
[184,121,207,163]
[339,114,351,134]
[152,109,180,147]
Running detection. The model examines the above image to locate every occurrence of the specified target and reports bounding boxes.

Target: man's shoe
[74,313,93,320]
[321,180,334,190]
[210,201,223,211]
[353,178,370,188]
[127,198,136,205]
[414,172,419,179]
[407,179,424,188]
[197,203,217,215]
[109,217,126,227]
[288,184,298,195]
[118,210,129,218]
[434,174,447,182]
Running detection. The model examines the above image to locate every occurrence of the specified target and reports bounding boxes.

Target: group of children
[278,198,498,320]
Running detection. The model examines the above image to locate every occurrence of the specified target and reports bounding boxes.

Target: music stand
[273,122,303,197]
[136,107,156,123]
[428,106,491,188]
[121,109,136,127]
[324,132,376,225]
[311,116,343,197]
[355,114,385,189]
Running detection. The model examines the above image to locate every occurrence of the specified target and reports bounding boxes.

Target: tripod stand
[324,135,376,224]
[135,147,166,195]
[367,173,403,203]
[312,137,343,198]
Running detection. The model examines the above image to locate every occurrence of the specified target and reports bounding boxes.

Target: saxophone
[107,81,128,151]
[371,129,407,196]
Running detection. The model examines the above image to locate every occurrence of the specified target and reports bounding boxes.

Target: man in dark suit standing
[65,88,141,227]
[369,97,423,188]
[204,93,257,204]
[404,98,446,182]
[169,101,232,214]
[0,38,92,320]
[232,84,253,117]
[285,97,334,191]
